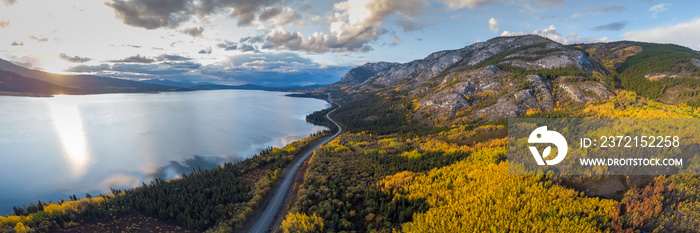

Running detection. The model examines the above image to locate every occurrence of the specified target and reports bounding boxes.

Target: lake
[0,90,329,215]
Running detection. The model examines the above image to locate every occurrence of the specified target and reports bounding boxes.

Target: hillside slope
[326,35,700,126]
[321,62,398,92]
[0,58,183,95]
[0,70,78,96]
[579,41,700,103]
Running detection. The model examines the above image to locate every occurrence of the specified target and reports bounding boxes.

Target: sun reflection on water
[48,97,90,178]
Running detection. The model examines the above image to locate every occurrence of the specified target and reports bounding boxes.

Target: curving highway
[249,104,342,233]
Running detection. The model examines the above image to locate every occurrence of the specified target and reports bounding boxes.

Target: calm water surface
[0,90,329,214]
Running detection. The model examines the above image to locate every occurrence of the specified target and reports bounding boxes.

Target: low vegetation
[280,87,700,232]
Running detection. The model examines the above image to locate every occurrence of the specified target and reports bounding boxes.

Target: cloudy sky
[1,0,698,86]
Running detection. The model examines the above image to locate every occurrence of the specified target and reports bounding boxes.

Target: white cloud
[438,0,565,11]
[438,0,489,9]
[59,53,92,63]
[105,0,287,29]
[532,25,611,44]
[533,25,560,39]
[7,55,42,68]
[501,31,525,37]
[561,32,612,44]
[180,26,203,38]
[648,3,672,18]
[263,0,427,53]
[258,7,301,26]
[1,0,16,7]
[623,18,700,49]
[263,26,379,53]
[488,18,499,33]
[331,0,426,32]
[501,25,610,44]
[309,15,324,23]
[28,35,48,42]
[392,36,401,45]
[570,12,585,19]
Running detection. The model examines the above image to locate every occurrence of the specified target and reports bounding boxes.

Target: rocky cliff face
[330,35,618,123]
[410,64,613,121]
[355,35,597,92]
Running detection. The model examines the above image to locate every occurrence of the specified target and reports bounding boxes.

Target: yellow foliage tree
[584,91,700,118]
[0,215,32,228]
[400,161,616,233]
[378,171,417,194]
[281,212,324,233]
[400,150,423,159]
[14,222,29,233]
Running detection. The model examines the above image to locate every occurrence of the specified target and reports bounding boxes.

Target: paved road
[249,105,342,233]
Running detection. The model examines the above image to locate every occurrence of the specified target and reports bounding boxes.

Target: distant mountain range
[0,58,186,96]
[0,59,324,97]
[140,78,325,91]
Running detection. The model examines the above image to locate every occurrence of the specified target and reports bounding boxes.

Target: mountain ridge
[324,34,700,126]
[0,59,328,96]
[0,70,79,97]
[354,35,596,91]
[321,62,398,92]
[0,58,184,95]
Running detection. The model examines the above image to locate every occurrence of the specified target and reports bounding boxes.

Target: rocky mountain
[356,35,596,92]
[321,62,397,91]
[0,70,78,97]
[327,35,700,125]
[0,58,183,96]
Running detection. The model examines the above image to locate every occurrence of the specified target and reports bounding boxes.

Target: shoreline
[0,89,314,99]
[0,90,330,219]
[0,91,54,97]
[243,100,341,233]
[0,86,324,98]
